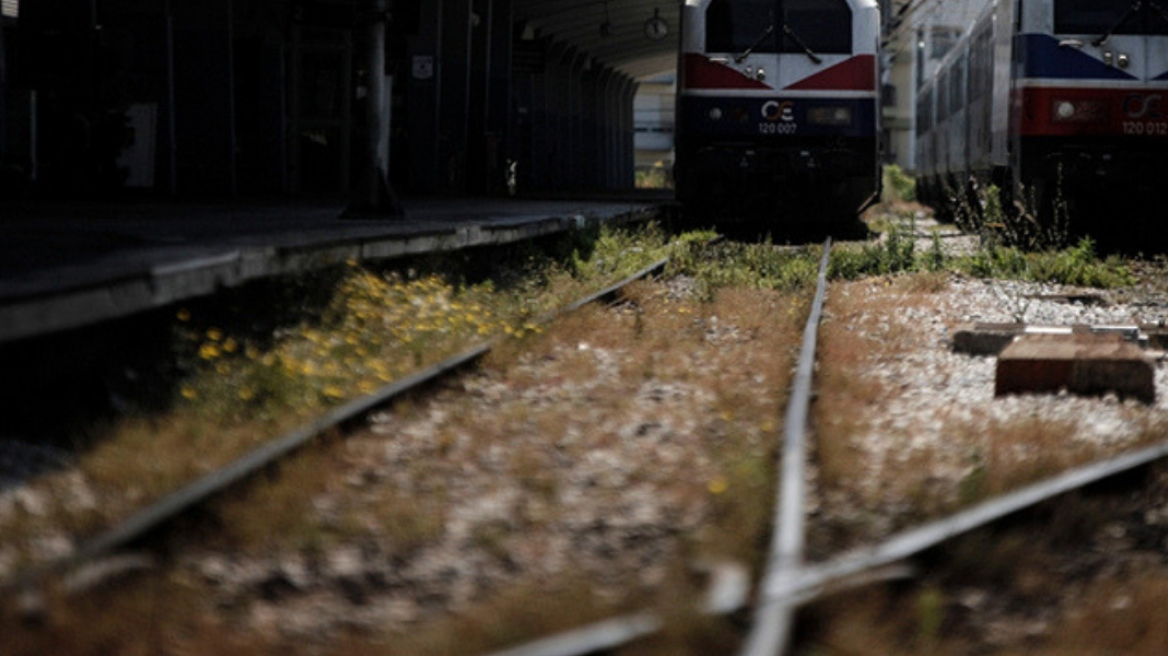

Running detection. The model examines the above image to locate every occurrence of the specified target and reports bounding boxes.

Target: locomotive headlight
[1052,99,1108,123]
[708,107,723,121]
[808,106,853,126]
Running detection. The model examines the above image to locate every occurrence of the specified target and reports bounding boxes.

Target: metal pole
[343,0,403,217]
[227,0,237,195]
[165,0,178,195]
[0,11,6,164]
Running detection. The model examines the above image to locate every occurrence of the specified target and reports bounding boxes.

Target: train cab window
[706,0,778,54]
[1055,0,1168,36]
[782,0,852,54]
[705,0,852,55]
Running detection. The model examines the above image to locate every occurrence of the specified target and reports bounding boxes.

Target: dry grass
[799,480,1168,655]
[813,280,926,488]
[2,273,809,656]
[0,226,673,567]
[812,275,1168,543]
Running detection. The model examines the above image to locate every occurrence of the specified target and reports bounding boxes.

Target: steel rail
[739,237,832,656]
[476,558,750,656]
[777,437,1168,606]
[5,257,670,596]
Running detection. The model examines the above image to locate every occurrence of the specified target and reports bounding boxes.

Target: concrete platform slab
[995,333,1155,403]
[0,196,670,344]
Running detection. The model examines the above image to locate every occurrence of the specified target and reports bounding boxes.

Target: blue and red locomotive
[915,0,1168,232]
[673,0,884,226]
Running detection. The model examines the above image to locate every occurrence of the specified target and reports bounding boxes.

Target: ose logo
[1123,94,1163,119]
[762,100,795,122]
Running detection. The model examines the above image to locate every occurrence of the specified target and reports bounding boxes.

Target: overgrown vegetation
[4,223,815,656]
[0,223,674,562]
[635,164,672,189]
[883,164,917,203]
[857,168,1134,288]
[957,234,1134,288]
[668,234,821,299]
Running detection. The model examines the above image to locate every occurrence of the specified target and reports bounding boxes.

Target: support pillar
[173,1,237,194]
[604,73,623,189]
[407,0,442,193]
[619,75,638,188]
[486,0,512,194]
[582,66,604,189]
[566,50,585,188]
[345,0,403,217]
[438,0,471,193]
[546,42,570,190]
[467,0,510,194]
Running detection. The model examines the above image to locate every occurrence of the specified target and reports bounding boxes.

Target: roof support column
[581,66,604,189]
[529,48,550,190]
[566,50,586,188]
[344,0,404,217]
[407,0,442,193]
[605,73,627,189]
[545,41,569,190]
[438,0,471,194]
[467,0,511,195]
[172,0,238,195]
[620,75,639,189]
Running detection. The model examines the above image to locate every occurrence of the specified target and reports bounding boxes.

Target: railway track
[7,214,1168,654]
[1,256,672,597]
[468,220,1168,655]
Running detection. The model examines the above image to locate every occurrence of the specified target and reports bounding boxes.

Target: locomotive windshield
[1054,0,1168,36]
[705,0,853,55]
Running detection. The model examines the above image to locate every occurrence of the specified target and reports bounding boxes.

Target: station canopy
[513,0,681,79]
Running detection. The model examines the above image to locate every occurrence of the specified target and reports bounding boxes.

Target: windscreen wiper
[735,23,775,63]
[1148,0,1168,24]
[783,23,824,64]
[1092,0,1141,46]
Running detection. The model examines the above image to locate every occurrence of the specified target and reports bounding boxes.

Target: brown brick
[995,333,1155,403]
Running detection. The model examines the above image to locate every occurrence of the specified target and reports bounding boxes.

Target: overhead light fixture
[644,7,668,41]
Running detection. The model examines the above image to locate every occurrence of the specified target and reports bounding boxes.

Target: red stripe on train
[1016,87,1168,137]
[783,55,876,91]
[682,53,773,90]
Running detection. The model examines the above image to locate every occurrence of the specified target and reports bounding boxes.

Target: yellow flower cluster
[179,266,541,418]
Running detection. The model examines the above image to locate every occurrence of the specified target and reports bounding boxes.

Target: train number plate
[1122,121,1168,136]
[759,122,797,135]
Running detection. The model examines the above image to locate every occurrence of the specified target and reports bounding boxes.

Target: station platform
[0,194,672,345]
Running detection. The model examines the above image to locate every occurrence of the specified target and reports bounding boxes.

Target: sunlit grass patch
[956,236,1135,288]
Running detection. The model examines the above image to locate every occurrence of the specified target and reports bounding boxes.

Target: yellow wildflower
[223,338,238,353]
[180,386,197,400]
[176,308,191,322]
[238,387,256,401]
[199,344,221,360]
[322,385,344,399]
[206,328,223,342]
[708,476,729,495]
